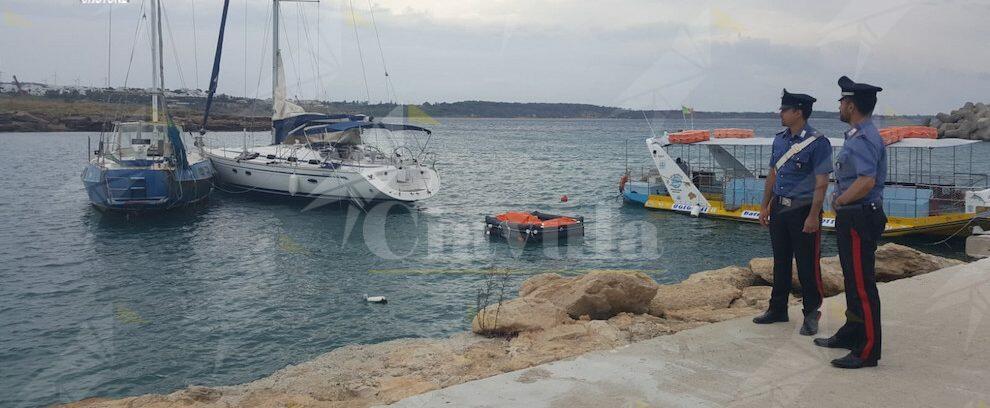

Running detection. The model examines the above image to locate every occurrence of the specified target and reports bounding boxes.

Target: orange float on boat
[668,130,710,144]
[486,211,585,242]
[712,128,755,139]
[879,128,903,146]
[896,126,938,139]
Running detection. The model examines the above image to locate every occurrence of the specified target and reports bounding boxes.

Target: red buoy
[560,195,569,202]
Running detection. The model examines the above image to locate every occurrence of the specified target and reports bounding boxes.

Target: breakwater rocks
[63,244,961,408]
[0,110,271,132]
[926,102,990,140]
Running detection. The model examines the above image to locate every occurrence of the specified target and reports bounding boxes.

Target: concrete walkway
[390,258,990,408]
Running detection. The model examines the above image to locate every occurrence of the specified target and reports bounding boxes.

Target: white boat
[203,0,439,204]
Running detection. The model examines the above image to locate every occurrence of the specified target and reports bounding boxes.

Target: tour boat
[620,127,990,237]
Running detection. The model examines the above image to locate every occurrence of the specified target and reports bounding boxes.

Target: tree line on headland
[0,88,953,134]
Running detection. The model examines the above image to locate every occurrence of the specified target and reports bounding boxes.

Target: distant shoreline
[0,94,928,133]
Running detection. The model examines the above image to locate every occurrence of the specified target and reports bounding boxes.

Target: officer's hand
[802,215,820,234]
[759,206,770,227]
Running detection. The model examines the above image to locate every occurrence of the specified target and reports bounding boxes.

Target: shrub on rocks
[471,297,572,335]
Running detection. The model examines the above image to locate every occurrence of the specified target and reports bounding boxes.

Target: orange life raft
[486,211,585,242]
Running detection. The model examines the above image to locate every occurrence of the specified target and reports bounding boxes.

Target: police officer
[813,76,887,369]
[753,89,832,336]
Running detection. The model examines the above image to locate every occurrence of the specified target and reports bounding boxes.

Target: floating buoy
[560,195,569,202]
[365,294,388,304]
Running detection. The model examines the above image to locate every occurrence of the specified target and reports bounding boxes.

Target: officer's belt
[777,196,813,208]
[834,201,883,212]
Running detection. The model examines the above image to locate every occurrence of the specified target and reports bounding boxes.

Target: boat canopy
[300,121,432,135]
[274,113,366,144]
[681,136,979,149]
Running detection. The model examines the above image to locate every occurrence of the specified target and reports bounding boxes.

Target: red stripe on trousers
[814,229,823,299]
[850,228,875,360]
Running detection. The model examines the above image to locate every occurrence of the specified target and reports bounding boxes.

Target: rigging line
[101,2,117,133]
[242,0,248,127]
[366,0,394,103]
[317,3,324,102]
[106,3,112,88]
[294,5,315,100]
[296,3,323,102]
[252,2,272,99]
[121,0,148,90]
[278,11,303,102]
[190,0,200,87]
[348,0,372,104]
[161,6,188,90]
[111,0,148,126]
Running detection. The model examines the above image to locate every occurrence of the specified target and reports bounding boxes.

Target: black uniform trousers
[832,204,886,362]
[768,199,824,315]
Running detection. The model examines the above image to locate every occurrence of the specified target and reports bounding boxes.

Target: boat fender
[690,205,702,217]
[365,295,388,304]
[288,174,300,196]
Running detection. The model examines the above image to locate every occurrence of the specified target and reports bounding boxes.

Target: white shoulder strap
[774,130,819,170]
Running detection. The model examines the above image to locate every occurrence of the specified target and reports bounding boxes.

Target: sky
[0,0,988,114]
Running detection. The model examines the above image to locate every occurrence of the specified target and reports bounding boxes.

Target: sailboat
[202,0,440,203]
[82,0,214,212]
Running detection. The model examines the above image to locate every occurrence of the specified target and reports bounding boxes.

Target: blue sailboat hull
[82,160,215,212]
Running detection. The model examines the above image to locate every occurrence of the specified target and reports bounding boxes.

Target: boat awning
[684,137,979,149]
[301,121,432,135]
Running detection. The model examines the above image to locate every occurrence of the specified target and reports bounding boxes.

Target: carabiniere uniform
[815,76,887,368]
[761,90,832,331]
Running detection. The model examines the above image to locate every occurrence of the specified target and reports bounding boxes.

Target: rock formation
[749,243,963,297]
[926,102,990,140]
[62,243,963,408]
[515,271,659,319]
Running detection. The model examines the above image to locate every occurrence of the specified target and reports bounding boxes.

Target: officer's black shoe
[799,311,820,336]
[830,352,878,369]
[813,336,854,350]
[752,310,788,324]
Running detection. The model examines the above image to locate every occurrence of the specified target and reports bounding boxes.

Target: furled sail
[273,53,306,121]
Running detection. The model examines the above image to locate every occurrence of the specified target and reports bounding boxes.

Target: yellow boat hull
[642,194,977,237]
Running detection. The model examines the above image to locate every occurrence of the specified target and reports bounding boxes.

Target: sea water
[0,117,982,407]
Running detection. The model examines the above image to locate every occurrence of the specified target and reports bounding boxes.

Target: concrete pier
[390,258,990,407]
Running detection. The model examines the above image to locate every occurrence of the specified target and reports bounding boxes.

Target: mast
[149,0,165,123]
[272,0,279,143]
[200,0,232,134]
[272,0,279,106]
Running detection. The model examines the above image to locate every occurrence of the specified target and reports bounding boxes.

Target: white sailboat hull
[206,147,440,202]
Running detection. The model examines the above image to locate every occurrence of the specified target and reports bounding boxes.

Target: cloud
[0,0,987,114]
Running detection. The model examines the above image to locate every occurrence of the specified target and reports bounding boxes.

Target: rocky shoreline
[0,96,270,132]
[0,110,270,133]
[62,244,961,408]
